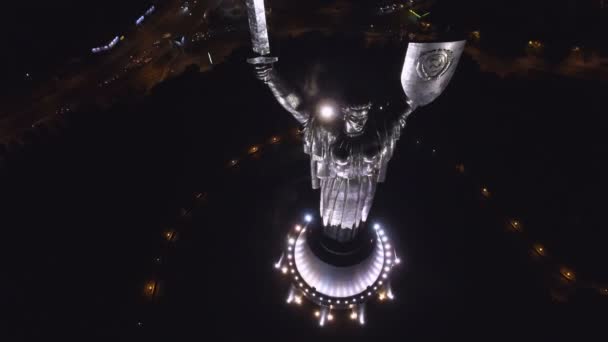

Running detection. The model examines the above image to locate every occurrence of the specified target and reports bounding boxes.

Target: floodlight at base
[275,213,400,326]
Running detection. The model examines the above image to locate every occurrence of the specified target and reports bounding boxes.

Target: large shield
[400,40,466,107]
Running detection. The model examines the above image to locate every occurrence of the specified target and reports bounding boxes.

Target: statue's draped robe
[303,112,407,232]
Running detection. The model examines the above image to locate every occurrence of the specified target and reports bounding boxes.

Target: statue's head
[343,102,371,136]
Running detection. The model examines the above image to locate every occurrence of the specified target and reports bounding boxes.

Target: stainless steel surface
[293,228,385,298]
[245,0,271,56]
[401,40,466,107]
[256,40,465,232]
[303,110,407,230]
[265,70,308,124]
[246,56,278,65]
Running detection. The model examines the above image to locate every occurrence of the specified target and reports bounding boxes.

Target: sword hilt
[246,56,278,65]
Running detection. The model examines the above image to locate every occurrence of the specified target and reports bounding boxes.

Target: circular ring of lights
[283,220,398,310]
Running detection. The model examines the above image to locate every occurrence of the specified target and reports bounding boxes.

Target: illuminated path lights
[274,214,399,326]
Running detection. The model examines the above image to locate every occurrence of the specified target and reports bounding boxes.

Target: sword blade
[245,0,270,55]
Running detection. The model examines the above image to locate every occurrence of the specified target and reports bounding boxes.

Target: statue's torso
[302,114,402,229]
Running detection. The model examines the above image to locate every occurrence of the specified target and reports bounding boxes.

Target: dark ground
[1,31,608,340]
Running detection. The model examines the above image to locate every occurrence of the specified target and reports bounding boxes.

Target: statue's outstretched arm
[397,98,416,130]
[254,64,309,125]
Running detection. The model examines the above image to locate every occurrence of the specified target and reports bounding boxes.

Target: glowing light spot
[533,244,546,256]
[304,214,313,222]
[319,104,336,121]
[373,223,380,230]
[382,273,388,279]
[395,258,401,264]
[144,281,157,297]
[295,225,302,232]
[385,243,391,249]
[288,238,295,245]
[382,236,388,242]
[350,311,358,320]
[281,267,288,274]
[294,296,302,305]
[560,267,576,281]
[509,219,523,232]
[314,311,320,317]
[481,187,491,198]
[384,266,390,272]
[327,313,334,321]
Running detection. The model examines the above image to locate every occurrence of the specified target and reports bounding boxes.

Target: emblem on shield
[416,49,454,81]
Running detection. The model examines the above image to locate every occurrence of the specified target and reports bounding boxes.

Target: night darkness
[1,0,608,341]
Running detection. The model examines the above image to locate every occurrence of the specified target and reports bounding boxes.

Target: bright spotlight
[318,104,336,121]
[304,214,313,223]
[373,223,380,230]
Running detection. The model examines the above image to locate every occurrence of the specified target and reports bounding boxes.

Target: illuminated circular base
[280,215,398,310]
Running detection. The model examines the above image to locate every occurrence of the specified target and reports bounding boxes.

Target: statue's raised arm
[254,64,309,125]
[378,40,466,182]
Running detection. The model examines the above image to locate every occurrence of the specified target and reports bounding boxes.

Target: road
[0,0,435,145]
[1,0,606,146]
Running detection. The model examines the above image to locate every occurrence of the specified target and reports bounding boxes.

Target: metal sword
[244,0,278,65]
